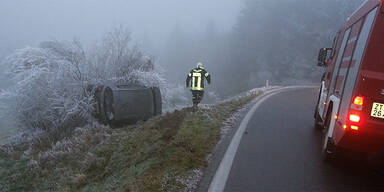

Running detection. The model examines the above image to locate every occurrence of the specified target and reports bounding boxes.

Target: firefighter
[186,62,211,107]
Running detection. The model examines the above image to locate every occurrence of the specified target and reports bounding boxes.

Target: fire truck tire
[322,137,335,162]
[314,85,322,119]
[321,114,336,162]
[314,113,323,130]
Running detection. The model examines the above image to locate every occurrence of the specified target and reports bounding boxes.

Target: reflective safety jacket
[186,68,211,91]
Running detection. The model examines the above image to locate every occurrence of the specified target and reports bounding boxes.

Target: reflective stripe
[189,73,192,77]
[205,72,209,77]
[197,74,201,89]
[192,72,202,90]
[192,75,196,88]
[191,87,204,91]
[193,69,202,73]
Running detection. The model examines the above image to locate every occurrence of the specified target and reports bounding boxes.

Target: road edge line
[207,86,310,192]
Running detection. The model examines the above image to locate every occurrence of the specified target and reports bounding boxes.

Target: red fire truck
[314,0,384,160]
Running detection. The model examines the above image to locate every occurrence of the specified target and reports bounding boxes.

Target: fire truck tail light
[351,96,364,110]
[353,96,364,106]
[351,125,359,131]
[349,114,361,123]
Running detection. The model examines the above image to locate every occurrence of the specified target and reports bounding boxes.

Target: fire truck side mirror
[317,48,332,67]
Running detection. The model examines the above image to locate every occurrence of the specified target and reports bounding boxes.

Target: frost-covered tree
[88,26,162,87]
[0,26,165,142]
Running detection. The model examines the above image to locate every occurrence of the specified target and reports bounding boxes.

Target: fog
[0,0,364,97]
[0,0,242,59]
[0,0,375,190]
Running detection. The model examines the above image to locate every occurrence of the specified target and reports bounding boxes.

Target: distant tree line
[161,0,364,97]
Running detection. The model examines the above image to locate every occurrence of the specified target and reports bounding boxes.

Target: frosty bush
[0,26,165,143]
[0,42,93,133]
[162,84,190,111]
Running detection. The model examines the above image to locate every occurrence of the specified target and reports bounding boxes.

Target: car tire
[99,86,114,125]
[98,86,108,125]
[104,87,115,123]
[152,87,162,116]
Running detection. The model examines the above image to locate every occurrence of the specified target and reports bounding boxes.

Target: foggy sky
[0,0,243,59]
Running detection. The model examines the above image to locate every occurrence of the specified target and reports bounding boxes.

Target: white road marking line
[208,86,313,192]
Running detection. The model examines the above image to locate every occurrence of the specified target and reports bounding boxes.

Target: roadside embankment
[0,87,276,192]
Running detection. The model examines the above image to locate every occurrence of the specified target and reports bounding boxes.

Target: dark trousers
[191,90,204,106]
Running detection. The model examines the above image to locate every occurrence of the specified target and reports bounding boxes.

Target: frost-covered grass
[162,83,221,112]
[0,86,268,192]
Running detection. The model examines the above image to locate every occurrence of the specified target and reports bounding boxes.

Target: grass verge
[0,88,266,192]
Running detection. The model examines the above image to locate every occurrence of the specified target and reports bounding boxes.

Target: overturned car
[89,82,162,125]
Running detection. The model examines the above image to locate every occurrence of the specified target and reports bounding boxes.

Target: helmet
[197,62,203,69]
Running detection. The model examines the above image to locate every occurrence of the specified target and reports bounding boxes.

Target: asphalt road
[224,88,384,191]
